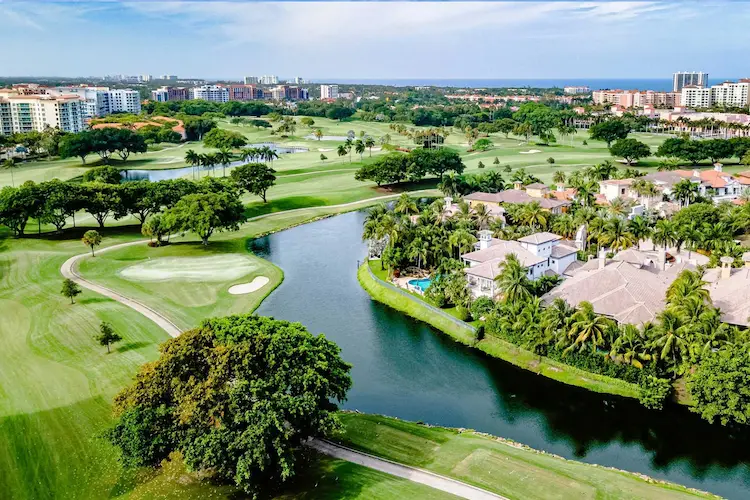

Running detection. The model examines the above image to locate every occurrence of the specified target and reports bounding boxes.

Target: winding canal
[250,211,750,499]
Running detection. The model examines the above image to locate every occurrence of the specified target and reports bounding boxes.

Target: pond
[250,211,750,499]
[120,142,308,182]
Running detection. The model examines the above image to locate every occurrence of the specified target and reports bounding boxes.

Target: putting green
[119,255,258,283]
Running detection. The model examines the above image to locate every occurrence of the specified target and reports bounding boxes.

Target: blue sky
[2,1,749,79]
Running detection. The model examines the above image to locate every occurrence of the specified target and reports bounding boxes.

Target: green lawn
[336,413,717,500]
[358,262,640,399]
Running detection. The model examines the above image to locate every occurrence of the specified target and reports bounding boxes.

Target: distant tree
[472,138,493,151]
[313,129,324,141]
[337,144,349,161]
[95,321,122,354]
[503,164,512,173]
[478,161,485,169]
[142,213,172,246]
[590,119,631,147]
[493,157,500,165]
[496,118,517,138]
[320,153,327,161]
[609,138,651,165]
[325,106,355,121]
[82,230,102,256]
[230,163,277,203]
[61,278,82,304]
[163,192,246,245]
[365,136,376,156]
[354,139,366,160]
[59,132,93,164]
[300,117,315,128]
[202,128,247,149]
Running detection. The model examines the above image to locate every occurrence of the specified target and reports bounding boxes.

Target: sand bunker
[318,148,334,152]
[119,255,258,282]
[228,276,270,295]
[519,149,542,154]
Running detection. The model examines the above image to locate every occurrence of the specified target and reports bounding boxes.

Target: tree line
[354,148,465,186]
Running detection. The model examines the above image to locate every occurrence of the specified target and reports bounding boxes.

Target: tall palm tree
[672,179,699,207]
[652,219,677,251]
[448,228,477,258]
[345,138,353,163]
[609,324,652,369]
[552,170,566,186]
[551,213,577,239]
[652,308,690,374]
[666,269,711,307]
[215,147,232,177]
[494,253,532,303]
[407,237,429,270]
[518,201,548,230]
[314,129,324,141]
[627,215,652,243]
[355,139,366,160]
[365,136,376,156]
[394,193,418,216]
[566,301,611,353]
[184,149,200,179]
[473,203,491,229]
[607,197,631,217]
[575,180,599,207]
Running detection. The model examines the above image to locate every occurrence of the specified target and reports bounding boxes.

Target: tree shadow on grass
[77,297,112,306]
[116,341,152,354]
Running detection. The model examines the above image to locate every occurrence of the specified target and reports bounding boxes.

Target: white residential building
[244,76,259,84]
[108,89,142,113]
[673,71,708,92]
[681,80,750,109]
[462,231,578,298]
[260,75,279,85]
[320,84,339,99]
[564,86,590,95]
[0,94,85,134]
[51,86,111,119]
[190,85,229,102]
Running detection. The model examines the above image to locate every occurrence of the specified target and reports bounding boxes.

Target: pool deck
[393,275,428,295]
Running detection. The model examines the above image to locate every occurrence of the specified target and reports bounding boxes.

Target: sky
[2,1,750,80]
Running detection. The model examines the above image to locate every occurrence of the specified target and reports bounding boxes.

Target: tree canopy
[108,314,352,497]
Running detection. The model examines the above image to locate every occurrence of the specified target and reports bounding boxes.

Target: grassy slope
[358,262,640,399]
[336,413,717,500]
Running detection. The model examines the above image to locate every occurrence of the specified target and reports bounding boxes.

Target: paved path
[57,192,507,500]
[309,439,506,500]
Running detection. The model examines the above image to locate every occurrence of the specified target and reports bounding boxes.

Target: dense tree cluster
[354,148,464,186]
[108,314,351,497]
[657,137,750,165]
[59,128,147,164]
[142,99,272,118]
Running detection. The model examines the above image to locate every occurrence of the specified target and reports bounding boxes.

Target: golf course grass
[0,115,738,498]
[335,413,717,500]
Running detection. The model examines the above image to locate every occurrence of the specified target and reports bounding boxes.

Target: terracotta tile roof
[549,188,577,201]
[674,169,740,189]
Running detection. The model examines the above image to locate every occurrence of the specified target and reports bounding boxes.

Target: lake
[251,211,750,499]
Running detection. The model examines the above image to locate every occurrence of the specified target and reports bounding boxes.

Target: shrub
[582,140,588,146]
[470,296,495,319]
[455,305,471,322]
[546,157,555,164]
[478,161,485,169]
[639,375,672,410]
[475,323,485,341]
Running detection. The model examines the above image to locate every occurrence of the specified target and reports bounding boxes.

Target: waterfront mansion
[462,230,579,298]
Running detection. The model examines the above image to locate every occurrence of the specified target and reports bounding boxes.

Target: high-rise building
[293,77,305,85]
[320,84,339,100]
[260,75,279,85]
[563,86,590,95]
[0,93,85,134]
[108,89,142,113]
[52,86,111,119]
[227,84,259,101]
[673,72,708,92]
[190,85,229,102]
[243,76,259,84]
[141,74,152,82]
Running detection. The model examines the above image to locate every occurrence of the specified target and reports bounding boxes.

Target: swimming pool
[407,277,432,293]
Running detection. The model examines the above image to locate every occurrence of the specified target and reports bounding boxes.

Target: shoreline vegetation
[359,260,645,400]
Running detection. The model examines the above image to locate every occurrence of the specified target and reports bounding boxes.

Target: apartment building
[151,86,190,102]
[227,84,260,101]
[260,75,279,85]
[564,85,590,95]
[681,80,750,109]
[673,71,708,92]
[592,89,681,108]
[107,89,142,113]
[190,85,229,102]
[243,76,259,84]
[0,94,85,134]
[52,86,111,119]
[320,84,339,99]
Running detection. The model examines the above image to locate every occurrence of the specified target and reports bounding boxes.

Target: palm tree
[354,139,366,160]
[575,180,599,207]
[652,308,690,373]
[607,197,631,217]
[365,136,376,157]
[494,254,532,303]
[185,149,200,180]
[550,213,577,239]
[666,269,711,307]
[473,203,491,229]
[407,237,429,270]
[215,147,232,177]
[672,179,699,207]
[566,301,611,353]
[337,144,348,161]
[552,170,566,186]
[394,193,418,216]
[380,133,391,146]
[438,173,461,197]
[448,228,477,258]
[314,129,324,141]
[345,138,353,163]
[518,201,548,230]
[609,324,652,369]
[627,215,652,243]
[541,297,574,338]
[652,219,677,251]
[2,158,19,187]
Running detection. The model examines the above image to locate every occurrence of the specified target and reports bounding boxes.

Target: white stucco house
[462,230,579,298]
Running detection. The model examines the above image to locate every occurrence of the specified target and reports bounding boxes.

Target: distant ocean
[324,78,737,92]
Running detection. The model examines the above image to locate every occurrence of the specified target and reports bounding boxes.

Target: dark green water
[250,211,750,499]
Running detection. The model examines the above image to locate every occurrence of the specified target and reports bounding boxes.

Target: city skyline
[3,1,750,79]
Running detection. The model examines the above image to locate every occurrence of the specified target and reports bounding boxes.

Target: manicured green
[336,413,718,500]
[358,262,640,399]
